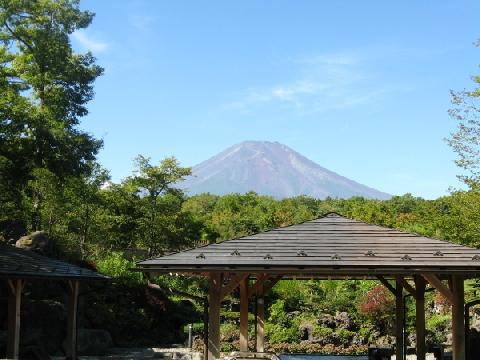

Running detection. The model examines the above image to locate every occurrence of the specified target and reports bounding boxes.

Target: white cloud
[225,50,385,114]
[72,30,109,53]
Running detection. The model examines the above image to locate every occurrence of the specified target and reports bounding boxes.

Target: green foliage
[0,0,103,230]
[265,299,301,343]
[313,326,334,338]
[96,251,143,286]
[336,329,356,346]
[447,41,480,189]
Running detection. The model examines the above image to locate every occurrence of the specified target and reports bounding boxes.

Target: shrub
[96,251,143,286]
[313,326,334,338]
[336,329,355,346]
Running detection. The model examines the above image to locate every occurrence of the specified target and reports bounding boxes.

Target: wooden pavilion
[136,213,480,360]
[0,243,108,359]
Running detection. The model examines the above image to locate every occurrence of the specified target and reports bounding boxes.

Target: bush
[221,322,239,342]
[336,329,355,346]
[96,251,143,286]
[313,326,334,338]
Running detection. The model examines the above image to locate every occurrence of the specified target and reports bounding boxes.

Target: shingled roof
[0,243,108,280]
[137,213,480,277]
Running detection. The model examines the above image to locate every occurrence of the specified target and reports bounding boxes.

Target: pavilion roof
[136,213,480,277]
[0,243,108,280]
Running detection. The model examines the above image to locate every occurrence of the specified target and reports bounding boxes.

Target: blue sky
[73,0,480,199]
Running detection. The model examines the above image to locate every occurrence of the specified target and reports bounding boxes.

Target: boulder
[298,323,313,341]
[334,311,356,330]
[376,335,395,345]
[317,313,336,329]
[16,231,51,254]
[21,299,66,355]
[71,328,113,355]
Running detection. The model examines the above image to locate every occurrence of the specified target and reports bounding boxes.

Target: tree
[0,0,103,230]
[447,41,480,190]
[128,155,193,255]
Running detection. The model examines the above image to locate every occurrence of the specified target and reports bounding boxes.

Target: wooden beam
[396,276,417,299]
[208,273,222,360]
[66,280,80,360]
[221,273,249,300]
[239,278,249,352]
[7,279,23,360]
[263,275,282,295]
[395,280,404,360]
[421,273,454,305]
[256,282,265,353]
[451,275,465,360]
[248,274,267,298]
[377,275,397,296]
[415,275,426,360]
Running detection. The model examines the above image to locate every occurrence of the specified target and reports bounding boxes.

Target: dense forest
[1,0,480,356]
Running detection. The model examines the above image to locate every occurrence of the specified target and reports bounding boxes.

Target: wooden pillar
[7,279,23,360]
[208,273,222,360]
[256,281,265,353]
[452,275,465,360]
[415,276,426,360]
[395,280,404,360]
[66,280,80,360]
[239,278,249,352]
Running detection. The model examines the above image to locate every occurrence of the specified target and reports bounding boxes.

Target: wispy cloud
[225,50,388,115]
[72,30,109,53]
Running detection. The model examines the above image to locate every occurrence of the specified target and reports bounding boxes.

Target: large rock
[72,328,113,355]
[299,324,313,341]
[16,231,51,254]
[334,311,356,330]
[21,299,66,355]
[317,313,336,329]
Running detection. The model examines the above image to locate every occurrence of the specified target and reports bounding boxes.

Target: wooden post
[239,278,249,352]
[395,280,404,360]
[208,273,222,360]
[415,276,426,360]
[451,275,465,360]
[66,280,80,360]
[256,282,265,353]
[7,279,23,360]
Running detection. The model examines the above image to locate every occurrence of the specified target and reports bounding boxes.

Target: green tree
[128,155,193,255]
[0,0,103,230]
[447,41,480,189]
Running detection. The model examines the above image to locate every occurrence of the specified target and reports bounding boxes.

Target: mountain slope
[181,141,391,200]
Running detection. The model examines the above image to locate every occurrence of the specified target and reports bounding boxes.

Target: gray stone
[70,328,113,356]
[334,311,356,330]
[317,313,336,329]
[298,323,313,341]
[16,231,51,253]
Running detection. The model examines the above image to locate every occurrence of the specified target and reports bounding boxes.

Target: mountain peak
[182,141,391,200]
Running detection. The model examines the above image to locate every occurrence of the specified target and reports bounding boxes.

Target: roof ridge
[139,212,339,262]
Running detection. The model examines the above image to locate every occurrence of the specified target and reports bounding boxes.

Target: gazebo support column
[451,275,465,360]
[415,276,426,360]
[7,279,23,360]
[395,280,404,360]
[256,282,265,353]
[239,278,249,352]
[66,280,80,360]
[208,273,222,360]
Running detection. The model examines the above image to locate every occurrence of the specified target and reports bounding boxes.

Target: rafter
[377,275,397,295]
[221,273,249,300]
[395,276,417,299]
[421,273,454,305]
